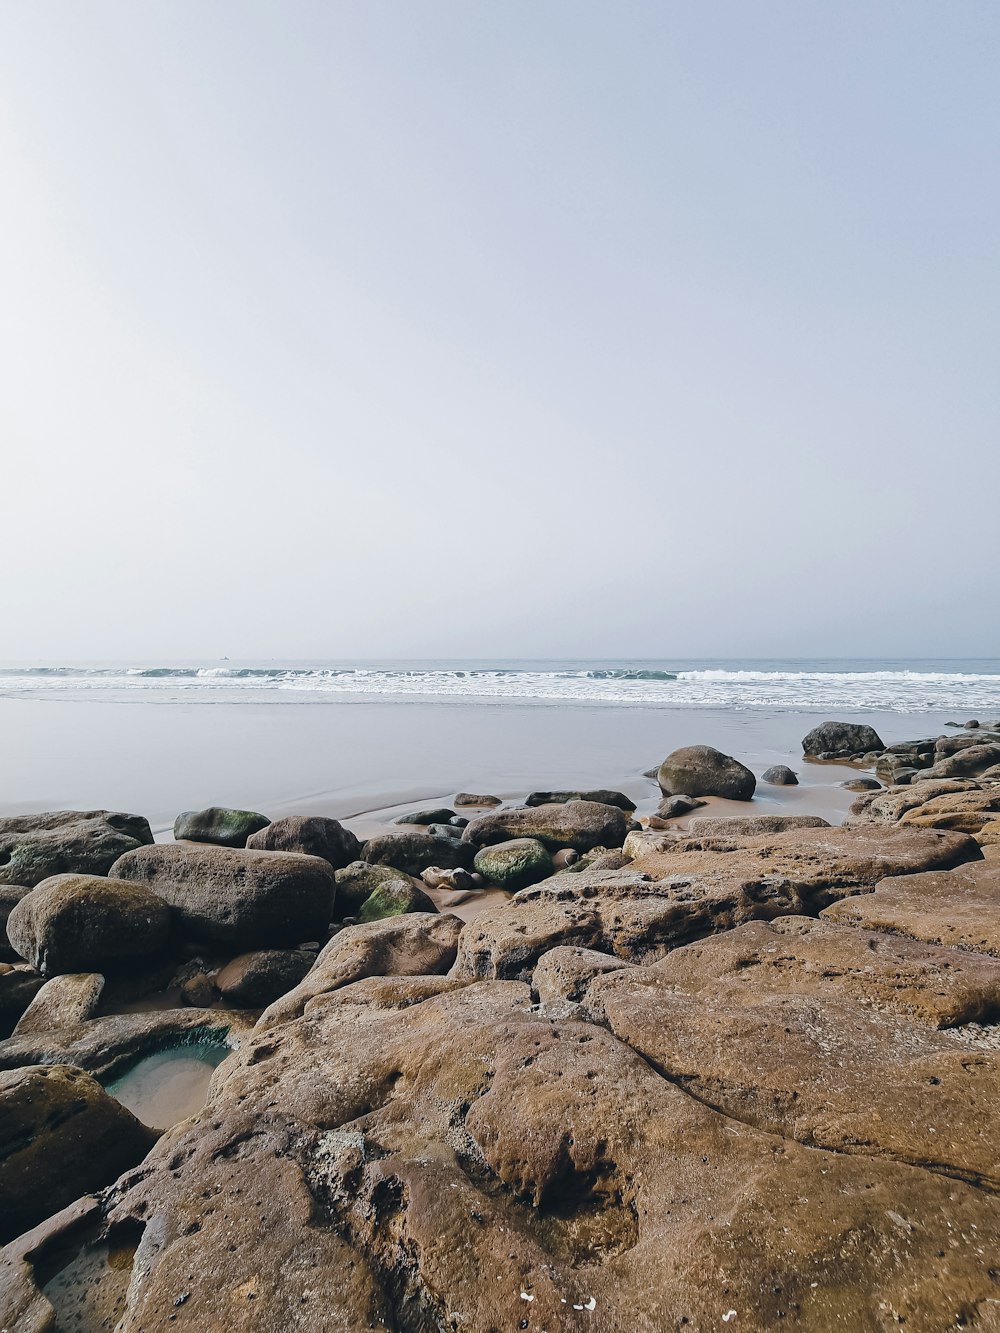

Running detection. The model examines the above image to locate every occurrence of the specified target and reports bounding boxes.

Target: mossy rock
[174,807,270,849]
[357,879,437,923]
[334,862,427,921]
[473,839,553,891]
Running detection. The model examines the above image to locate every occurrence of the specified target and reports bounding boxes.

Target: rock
[842,776,882,792]
[647,915,1000,1027]
[0,811,153,889]
[914,743,1000,781]
[846,780,1000,835]
[6,875,171,975]
[0,885,29,962]
[334,861,426,919]
[111,844,335,949]
[422,866,478,892]
[473,838,553,891]
[361,830,475,876]
[761,765,798,785]
[686,814,830,836]
[453,792,502,807]
[822,861,1000,957]
[180,970,219,1006]
[801,720,885,758]
[0,1064,157,1242]
[524,789,637,812]
[656,795,706,819]
[216,950,315,1007]
[461,800,629,852]
[657,745,756,801]
[13,972,105,1035]
[0,965,44,1037]
[358,876,438,922]
[532,945,635,1011]
[966,719,981,728]
[551,848,579,869]
[259,912,463,1025]
[173,806,270,848]
[396,807,456,825]
[246,815,361,870]
[424,823,465,842]
[590,963,1000,1189]
[448,816,469,828]
[58,980,1000,1330]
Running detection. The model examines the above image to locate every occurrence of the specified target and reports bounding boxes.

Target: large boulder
[216,950,315,1007]
[0,1064,156,1242]
[461,800,628,852]
[13,972,105,1035]
[173,806,270,848]
[333,861,427,921]
[801,720,885,758]
[473,838,553,891]
[524,789,637,812]
[657,746,756,801]
[0,811,153,888]
[111,844,334,949]
[6,875,171,975]
[246,815,361,870]
[361,830,475,876]
[357,876,438,923]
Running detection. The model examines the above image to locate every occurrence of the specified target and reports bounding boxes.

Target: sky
[1,1,998,661]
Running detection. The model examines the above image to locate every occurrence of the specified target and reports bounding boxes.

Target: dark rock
[524,789,637,813]
[6,874,171,975]
[0,811,153,889]
[424,823,465,842]
[461,800,628,853]
[361,830,475,876]
[246,815,361,871]
[551,849,579,869]
[0,965,45,1037]
[473,839,553,891]
[358,877,438,923]
[0,1064,157,1242]
[216,950,314,1007]
[173,806,270,848]
[656,795,706,819]
[334,862,427,919]
[914,744,1000,782]
[761,765,798,786]
[657,746,756,801]
[180,970,219,1007]
[453,793,502,807]
[0,886,30,962]
[111,844,335,949]
[396,807,456,826]
[448,816,469,828]
[966,719,981,729]
[842,777,882,792]
[801,721,885,759]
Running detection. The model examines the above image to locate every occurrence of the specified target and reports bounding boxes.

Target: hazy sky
[2,2,997,661]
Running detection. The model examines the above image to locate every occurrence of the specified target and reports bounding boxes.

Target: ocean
[1,658,996,831]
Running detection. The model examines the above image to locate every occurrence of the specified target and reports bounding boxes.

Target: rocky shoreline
[2,718,1000,1329]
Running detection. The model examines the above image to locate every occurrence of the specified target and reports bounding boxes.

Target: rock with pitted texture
[461,800,628,852]
[453,792,502,807]
[0,1064,156,1242]
[111,844,334,949]
[6,875,170,975]
[657,745,756,801]
[846,779,1000,837]
[686,814,830,836]
[246,815,360,870]
[173,806,270,848]
[801,720,885,758]
[0,964,44,1037]
[473,838,553,890]
[0,811,153,888]
[13,971,105,1035]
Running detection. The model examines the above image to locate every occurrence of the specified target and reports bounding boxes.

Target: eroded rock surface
[0,812,153,889]
[462,799,629,852]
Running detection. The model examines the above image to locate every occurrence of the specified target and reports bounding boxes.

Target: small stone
[761,765,798,786]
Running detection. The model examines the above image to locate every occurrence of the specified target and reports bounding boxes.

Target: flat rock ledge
[4,825,1000,1330]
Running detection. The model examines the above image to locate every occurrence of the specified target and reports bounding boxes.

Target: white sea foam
[1,664,999,711]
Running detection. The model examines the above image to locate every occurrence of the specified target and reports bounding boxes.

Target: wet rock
[216,950,314,1007]
[453,792,502,807]
[761,765,798,785]
[657,745,756,801]
[7,875,171,976]
[395,807,456,826]
[648,915,1000,1027]
[686,814,830,836]
[473,838,553,891]
[0,885,29,962]
[0,1064,156,1242]
[259,912,463,1026]
[0,811,153,889]
[656,795,705,819]
[914,743,1000,782]
[846,780,1000,836]
[842,776,882,792]
[334,861,426,920]
[246,815,361,871]
[111,844,334,949]
[822,860,1000,957]
[173,806,270,848]
[801,720,885,758]
[358,875,438,922]
[13,972,105,1035]
[524,789,637,812]
[461,800,628,852]
[361,830,475,876]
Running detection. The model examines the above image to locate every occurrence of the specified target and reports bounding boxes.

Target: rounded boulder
[474,839,553,891]
[657,746,756,802]
[247,815,361,871]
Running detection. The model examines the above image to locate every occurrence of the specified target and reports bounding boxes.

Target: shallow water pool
[104,1042,230,1130]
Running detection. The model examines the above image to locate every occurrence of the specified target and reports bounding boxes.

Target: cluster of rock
[3,723,1000,1329]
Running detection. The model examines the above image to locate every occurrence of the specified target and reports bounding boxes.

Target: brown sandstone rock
[686,813,830,835]
[246,814,361,869]
[461,799,629,851]
[0,885,30,962]
[847,780,1000,835]
[657,744,756,800]
[13,971,105,1035]
[216,950,314,1007]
